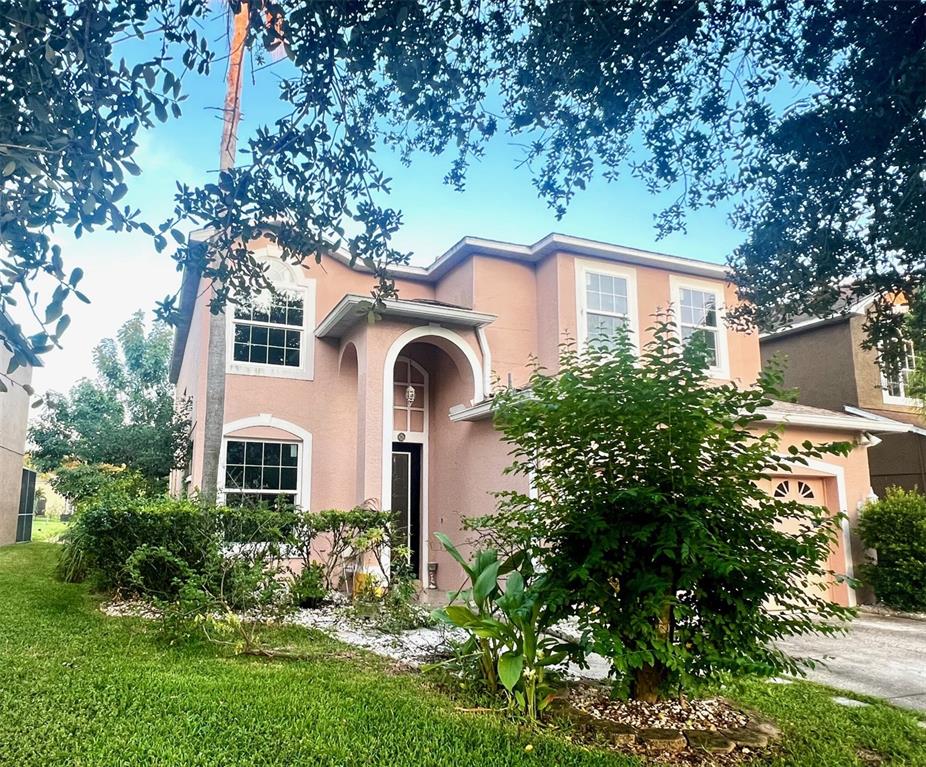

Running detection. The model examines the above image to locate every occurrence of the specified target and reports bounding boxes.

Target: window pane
[262,466,280,489]
[244,466,262,488]
[250,345,268,364]
[280,468,298,490]
[286,306,303,327]
[263,443,281,465]
[587,312,626,344]
[225,465,244,488]
[267,346,285,366]
[245,442,263,464]
[251,326,268,346]
[226,441,245,464]
[267,327,285,347]
[285,348,300,367]
[282,443,299,467]
[285,330,300,349]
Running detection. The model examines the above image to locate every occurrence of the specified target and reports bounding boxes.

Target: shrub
[471,317,855,701]
[289,562,327,609]
[57,497,218,590]
[858,487,926,612]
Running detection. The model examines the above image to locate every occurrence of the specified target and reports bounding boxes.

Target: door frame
[387,355,429,578]
[391,442,423,577]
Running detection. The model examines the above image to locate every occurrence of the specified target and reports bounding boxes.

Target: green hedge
[58,497,296,597]
[858,487,926,612]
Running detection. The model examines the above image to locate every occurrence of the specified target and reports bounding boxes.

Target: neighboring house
[170,233,904,606]
[761,293,925,496]
[0,313,40,546]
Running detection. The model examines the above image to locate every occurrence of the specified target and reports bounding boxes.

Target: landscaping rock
[684,730,736,754]
[831,696,869,708]
[720,727,769,748]
[599,721,636,745]
[638,728,686,752]
[749,719,783,740]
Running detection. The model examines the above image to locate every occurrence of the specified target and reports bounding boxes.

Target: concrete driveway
[779,612,926,711]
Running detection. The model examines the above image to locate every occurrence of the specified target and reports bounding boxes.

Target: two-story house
[760,293,925,496]
[170,233,906,606]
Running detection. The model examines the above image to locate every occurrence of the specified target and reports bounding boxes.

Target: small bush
[289,562,327,609]
[858,487,926,612]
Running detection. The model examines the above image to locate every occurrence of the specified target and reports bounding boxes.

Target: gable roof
[760,289,878,342]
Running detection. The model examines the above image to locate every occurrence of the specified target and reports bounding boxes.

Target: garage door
[768,475,842,604]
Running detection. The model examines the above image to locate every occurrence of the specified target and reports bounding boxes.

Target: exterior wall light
[427,561,438,590]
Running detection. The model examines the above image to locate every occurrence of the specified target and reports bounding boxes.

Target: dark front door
[391,442,422,578]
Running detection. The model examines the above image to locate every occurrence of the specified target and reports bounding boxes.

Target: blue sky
[29,28,743,395]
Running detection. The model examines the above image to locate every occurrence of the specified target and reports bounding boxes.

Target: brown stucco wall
[760,320,857,410]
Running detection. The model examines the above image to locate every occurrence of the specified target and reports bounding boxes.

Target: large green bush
[858,487,926,612]
[472,318,854,701]
[58,496,295,595]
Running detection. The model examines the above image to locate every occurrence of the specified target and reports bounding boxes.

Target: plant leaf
[497,651,524,692]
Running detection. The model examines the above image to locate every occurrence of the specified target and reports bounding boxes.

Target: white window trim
[219,415,312,509]
[575,259,640,352]
[880,339,918,407]
[226,255,317,381]
[670,275,730,380]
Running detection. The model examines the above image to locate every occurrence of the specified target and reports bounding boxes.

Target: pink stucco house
[169,233,908,606]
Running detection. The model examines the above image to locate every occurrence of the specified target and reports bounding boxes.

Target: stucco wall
[760,320,857,410]
[0,346,32,545]
[868,432,926,494]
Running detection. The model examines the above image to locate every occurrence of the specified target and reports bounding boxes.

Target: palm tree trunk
[200,3,248,503]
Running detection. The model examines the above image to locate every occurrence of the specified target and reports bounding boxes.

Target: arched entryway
[381,327,482,579]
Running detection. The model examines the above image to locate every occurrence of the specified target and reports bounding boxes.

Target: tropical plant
[470,318,855,702]
[431,533,569,720]
[858,487,926,613]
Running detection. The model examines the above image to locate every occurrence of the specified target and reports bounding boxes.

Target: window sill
[227,362,313,381]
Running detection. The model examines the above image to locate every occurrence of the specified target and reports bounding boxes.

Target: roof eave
[315,294,497,340]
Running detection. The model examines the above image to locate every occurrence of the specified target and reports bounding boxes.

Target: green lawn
[1,544,924,766]
[29,515,68,542]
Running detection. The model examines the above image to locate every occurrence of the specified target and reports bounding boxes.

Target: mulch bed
[555,683,780,765]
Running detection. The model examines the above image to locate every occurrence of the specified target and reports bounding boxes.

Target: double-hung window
[882,339,918,405]
[578,262,638,350]
[233,292,304,368]
[672,278,729,378]
[223,439,300,508]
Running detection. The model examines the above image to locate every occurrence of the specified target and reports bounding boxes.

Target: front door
[391,442,422,578]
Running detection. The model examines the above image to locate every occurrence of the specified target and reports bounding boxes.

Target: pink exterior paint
[172,234,874,604]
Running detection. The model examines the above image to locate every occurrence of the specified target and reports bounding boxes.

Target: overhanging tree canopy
[2,1,923,370]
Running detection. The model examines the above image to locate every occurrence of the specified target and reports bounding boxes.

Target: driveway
[779,612,926,711]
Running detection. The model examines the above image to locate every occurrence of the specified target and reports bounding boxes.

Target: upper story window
[671,277,730,379]
[576,260,639,350]
[882,339,918,406]
[233,292,304,368]
[223,438,299,508]
[225,255,316,380]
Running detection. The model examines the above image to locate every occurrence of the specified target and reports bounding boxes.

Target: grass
[29,515,68,542]
[1,543,924,766]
